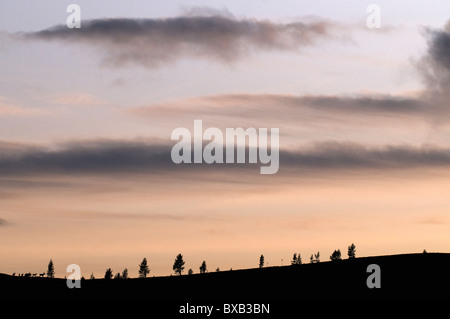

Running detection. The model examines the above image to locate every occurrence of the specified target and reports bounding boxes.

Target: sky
[1,1,450,278]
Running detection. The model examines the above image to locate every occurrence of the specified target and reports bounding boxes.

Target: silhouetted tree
[122,268,129,279]
[348,243,356,259]
[199,261,207,274]
[216,267,220,272]
[310,254,314,263]
[90,273,95,280]
[114,272,121,279]
[330,249,342,261]
[139,258,150,278]
[259,254,265,268]
[314,252,320,263]
[47,259,55,278]
[173,253,185,275]
[423,249,427,254]
[104,268,113,279]
[292,253,302,265]
[188,269,193,275]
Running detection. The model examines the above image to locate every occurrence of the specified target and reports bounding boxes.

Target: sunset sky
[1,0,450,278]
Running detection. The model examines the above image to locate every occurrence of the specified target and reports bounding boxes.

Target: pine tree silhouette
[173,254,185,275]
[292,253,297,265]
[259,254,265,268]
[47,259,55,278]
[139,258,150,278]
[348,243,356,259]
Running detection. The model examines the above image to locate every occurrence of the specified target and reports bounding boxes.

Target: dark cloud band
[1,139,450,175]
[23,15,335,67]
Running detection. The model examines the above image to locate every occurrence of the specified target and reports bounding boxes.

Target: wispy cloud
[64,211,224,222]
[129,93,426,119]
[23,14,338,67]
[0,218,7,226]
[125,19,450,125]
[42,93,108,107]
[0,96,45,116]
[417,215,450,225]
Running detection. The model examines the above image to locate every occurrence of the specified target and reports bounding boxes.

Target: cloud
[127,93,430,142]
[0,96,45,116]
[124,16,450,122]
[23,14,337,67]
[417,21,450,91]
[282,141,450,170]
[130,93,426,119]
[417,215,449,225]
[117,18,450,128]
[1,139,450,176]
[42,93,108,107]
[293,95,425,114]
[410,20,450,124]
[82,211,224,222]
[0,139,173,175]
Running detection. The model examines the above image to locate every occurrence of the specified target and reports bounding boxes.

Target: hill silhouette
[1,253,449,300]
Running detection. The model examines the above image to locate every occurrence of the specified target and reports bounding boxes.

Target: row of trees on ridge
[21,244,358,279]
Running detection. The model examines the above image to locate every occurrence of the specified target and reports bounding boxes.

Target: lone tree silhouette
[199,261,207,274]
[104,268,113,279]
[348,243,356,259]
[122,268,129,279]
[330,249,342,261]
[47,259,55,278]
[259,254,265,268]
[314,252,320,263]
[114,272,121,279]
[173,253,185,275]
[139,258,150,278]
[188,269,193,275]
